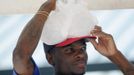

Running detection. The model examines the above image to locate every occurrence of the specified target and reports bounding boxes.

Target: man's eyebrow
[71,43,86,48]
[62,45,72,49]
[61,44,72,48]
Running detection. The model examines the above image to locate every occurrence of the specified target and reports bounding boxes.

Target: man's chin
[72,67,86,75]
[72,71,85,75]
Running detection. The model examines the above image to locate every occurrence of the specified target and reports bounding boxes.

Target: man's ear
[46,53,55,66]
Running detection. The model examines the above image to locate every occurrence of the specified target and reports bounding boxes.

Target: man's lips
[75,60,86,69]
[77,63,86,69]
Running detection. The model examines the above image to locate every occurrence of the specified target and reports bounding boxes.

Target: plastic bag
[41,0,98,45]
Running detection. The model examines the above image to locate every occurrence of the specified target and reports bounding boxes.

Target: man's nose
[75,49,87,59]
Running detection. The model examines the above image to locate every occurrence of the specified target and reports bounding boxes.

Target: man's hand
[39,0,56,12]
[89,25,118,56]
[89,26,134,75]
[47,0,56,10]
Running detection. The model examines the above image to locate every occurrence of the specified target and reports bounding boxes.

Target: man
[13,0,134,75]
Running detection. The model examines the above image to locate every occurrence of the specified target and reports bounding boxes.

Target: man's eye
[64,48,74,53]
[81,46,86,51]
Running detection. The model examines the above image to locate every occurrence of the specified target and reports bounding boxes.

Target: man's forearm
[108,51,134,75]
[14,9,51,58]
[13,2,52,74]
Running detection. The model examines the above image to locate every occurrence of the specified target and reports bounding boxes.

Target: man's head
[44,39,88,75]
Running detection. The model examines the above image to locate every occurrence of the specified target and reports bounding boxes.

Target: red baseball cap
[43,36,96,52]
[56,36,96,47]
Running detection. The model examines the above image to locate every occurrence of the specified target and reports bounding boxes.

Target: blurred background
[0,9,134,75]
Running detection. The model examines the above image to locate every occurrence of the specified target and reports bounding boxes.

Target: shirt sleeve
[13,58,40,75]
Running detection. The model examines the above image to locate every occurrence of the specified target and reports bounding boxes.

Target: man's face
[52,40,88,75]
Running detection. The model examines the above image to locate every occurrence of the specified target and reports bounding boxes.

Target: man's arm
[108,50,134,75]
[89,26,134,75]
[13,0,56,75]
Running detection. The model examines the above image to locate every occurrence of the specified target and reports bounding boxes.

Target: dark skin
[90,26,134,75]
[13,0,56,75]
[46,40,88,75]
[13,0,134,75]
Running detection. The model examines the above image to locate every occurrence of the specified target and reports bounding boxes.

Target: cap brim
[56,36,96,47]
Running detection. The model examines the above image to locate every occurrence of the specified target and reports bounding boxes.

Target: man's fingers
[90,26,110,39]
[94,25,102,31]
[91,30,104,37]
[89,39,98,49]
[47,0,56,10]
[52,0,56,10]
[90,25,102,36]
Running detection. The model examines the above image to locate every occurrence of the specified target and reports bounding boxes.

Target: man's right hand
[47,0,56,10]
[39,0,56,12]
